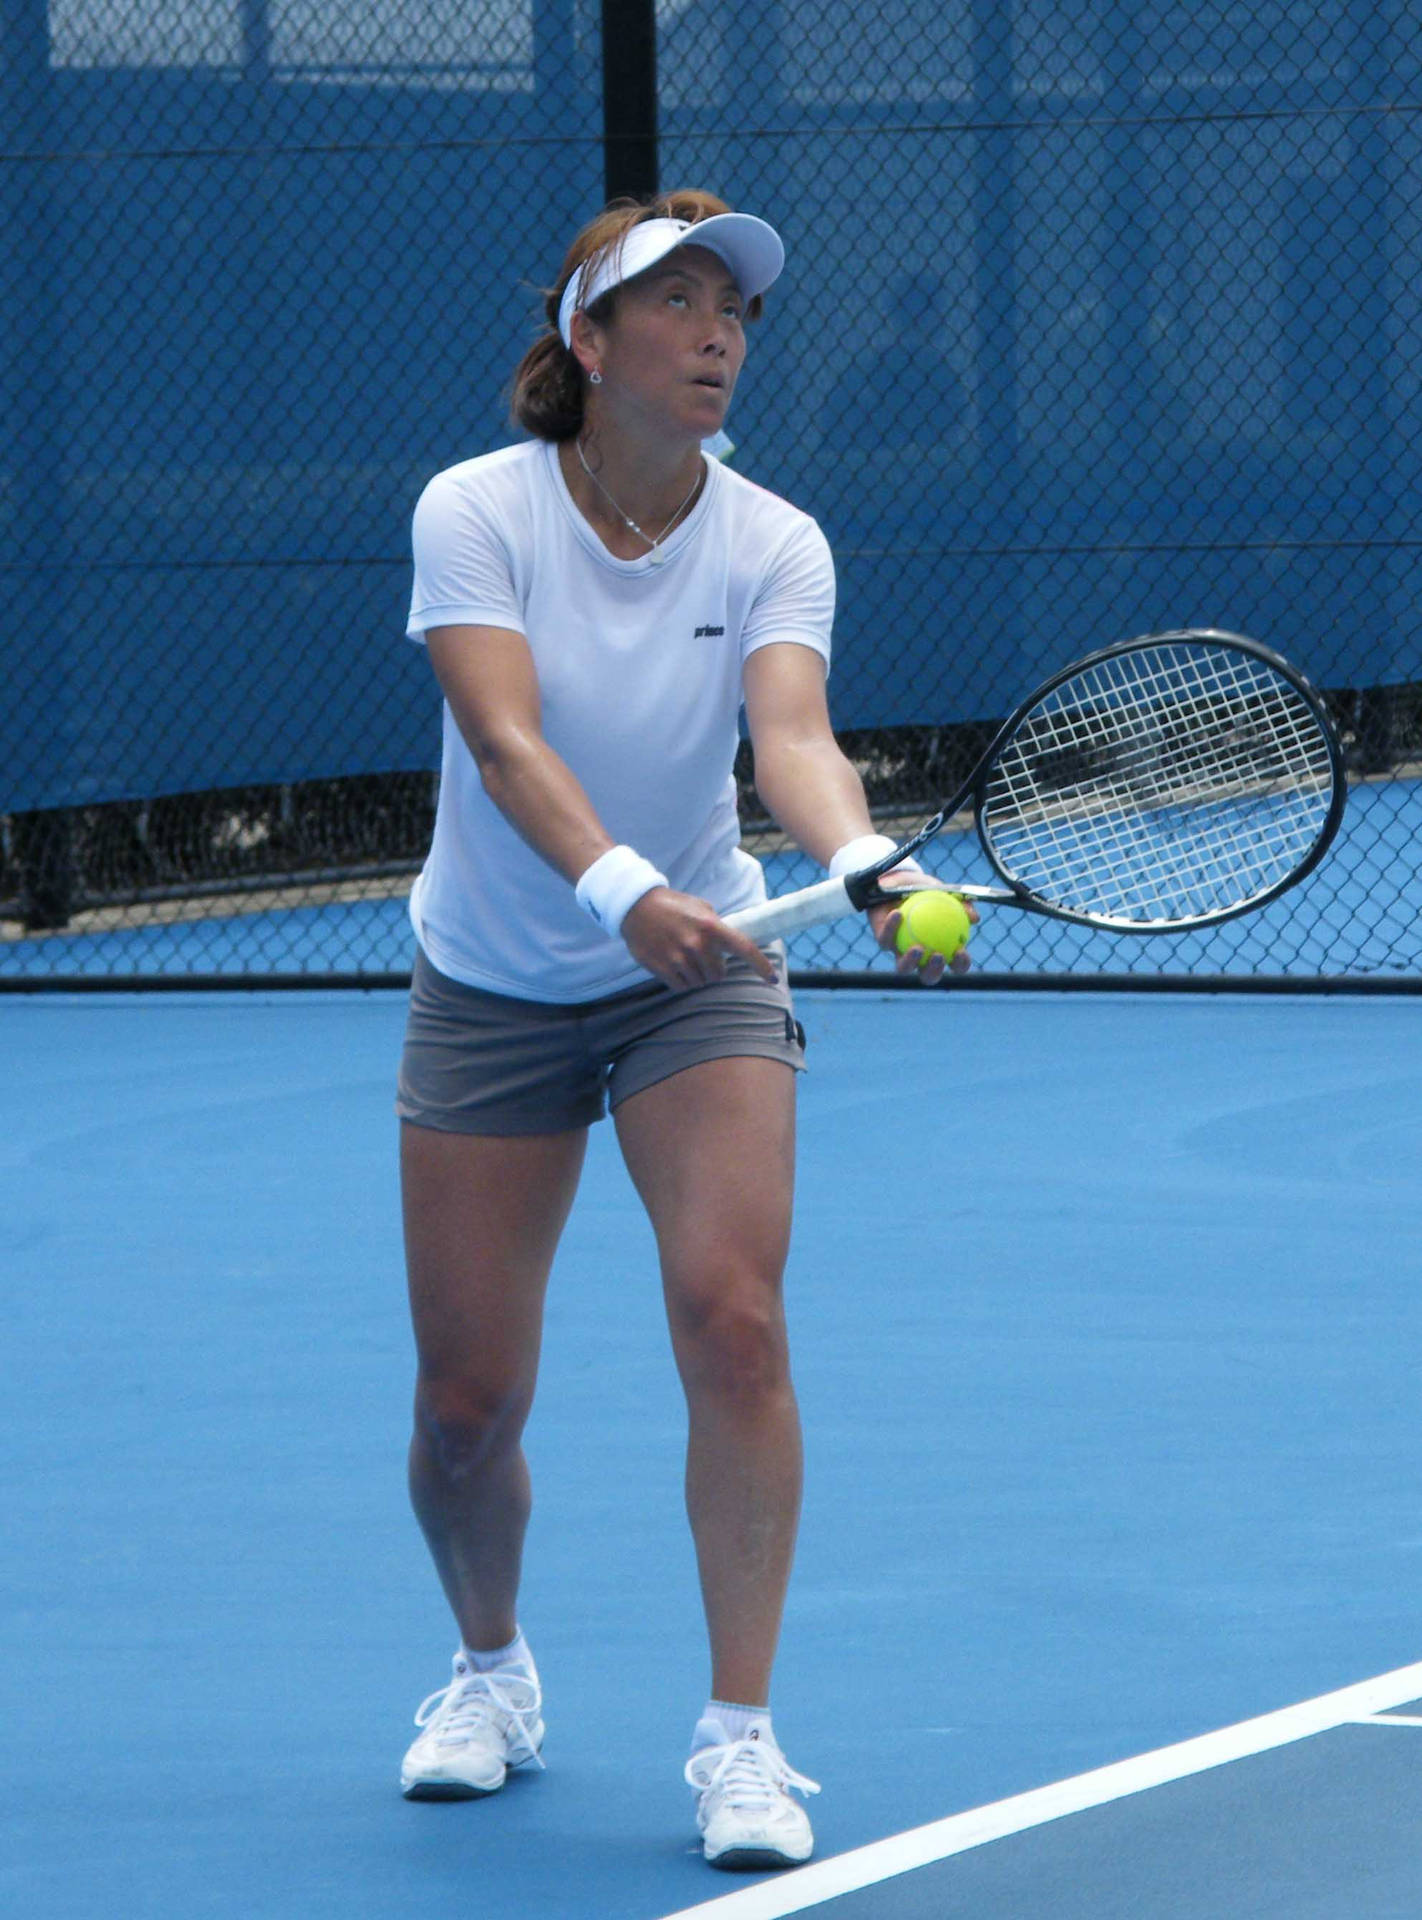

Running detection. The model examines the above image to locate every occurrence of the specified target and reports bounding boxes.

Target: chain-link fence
[3,1,1419,986]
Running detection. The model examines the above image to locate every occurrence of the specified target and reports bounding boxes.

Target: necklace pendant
[648,546,666,566]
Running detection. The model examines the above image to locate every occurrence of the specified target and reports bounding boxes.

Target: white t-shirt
[405,439,835,1002]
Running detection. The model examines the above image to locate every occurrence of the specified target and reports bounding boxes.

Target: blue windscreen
[2,0,1418,813]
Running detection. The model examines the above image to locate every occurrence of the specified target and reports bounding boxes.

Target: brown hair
[510,189,765,443]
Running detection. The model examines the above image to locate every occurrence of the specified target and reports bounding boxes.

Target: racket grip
[723,876,854,942]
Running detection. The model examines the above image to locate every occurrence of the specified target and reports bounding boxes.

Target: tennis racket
[725,629,1347,942]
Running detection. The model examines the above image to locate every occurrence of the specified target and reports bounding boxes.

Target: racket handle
[723,876,854,942]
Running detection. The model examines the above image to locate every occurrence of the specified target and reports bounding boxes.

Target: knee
[413,1374,531,1479]
[673,1281,790,1408]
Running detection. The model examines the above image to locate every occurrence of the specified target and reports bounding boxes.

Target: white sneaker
[685,1722,820,1870]
[400,1653,545,1799]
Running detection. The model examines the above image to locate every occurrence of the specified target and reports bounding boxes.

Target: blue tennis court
[5,982,1419,1917]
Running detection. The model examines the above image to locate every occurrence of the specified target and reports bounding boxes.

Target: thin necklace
[575,438,702,566]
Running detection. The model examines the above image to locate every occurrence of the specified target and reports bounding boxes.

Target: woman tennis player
[394,189,961,1871]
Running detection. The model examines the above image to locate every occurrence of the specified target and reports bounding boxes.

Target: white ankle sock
[692,1697,774,1753]
[460,1629,535,1675]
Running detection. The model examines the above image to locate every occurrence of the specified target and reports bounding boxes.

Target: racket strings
[981,642,1338,924]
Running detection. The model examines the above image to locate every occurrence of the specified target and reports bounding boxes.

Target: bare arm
[425,624,772,987]
[426,624,611,884]
[741,643,878,866]
[743,643,971,979]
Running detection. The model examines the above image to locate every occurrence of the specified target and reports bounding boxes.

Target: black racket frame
[842,628,1350,933]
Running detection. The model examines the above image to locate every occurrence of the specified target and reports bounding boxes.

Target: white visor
[556,213,785,348]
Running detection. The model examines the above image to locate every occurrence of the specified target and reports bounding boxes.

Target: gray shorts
[396,945,806,1136]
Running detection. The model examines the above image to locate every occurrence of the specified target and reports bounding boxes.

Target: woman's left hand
[869,883,978,985]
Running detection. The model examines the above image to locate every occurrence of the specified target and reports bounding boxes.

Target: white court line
[659,1659,1422,1920]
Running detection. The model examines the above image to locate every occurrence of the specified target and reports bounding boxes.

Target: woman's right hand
[621,888,776,992]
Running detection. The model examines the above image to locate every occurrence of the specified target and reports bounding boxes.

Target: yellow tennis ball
[894,890,972,964]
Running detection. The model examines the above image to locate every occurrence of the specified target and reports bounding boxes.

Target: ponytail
[510,329,584,443]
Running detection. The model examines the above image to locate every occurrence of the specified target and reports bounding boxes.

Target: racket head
[971,629,1347,932]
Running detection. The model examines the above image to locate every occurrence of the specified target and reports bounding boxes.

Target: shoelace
[414,1668,546,1770]
[683,1736,820,1814]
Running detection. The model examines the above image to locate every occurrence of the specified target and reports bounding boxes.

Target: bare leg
[401,1121,587,1650]
[615,1057,800,1706]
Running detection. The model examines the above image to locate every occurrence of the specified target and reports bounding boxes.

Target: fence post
[968,0,1024,666]
[239,0,271,85]
[0,0,75,926]
[601,0,658,203]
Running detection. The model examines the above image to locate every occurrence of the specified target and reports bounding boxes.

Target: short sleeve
[406,469,525,645]
[740,515,835,671]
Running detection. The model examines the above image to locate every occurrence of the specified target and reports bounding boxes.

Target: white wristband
[828,833,897,878]
[828,833,925,890]
[826,834,895,877]
[574,844,669,939]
